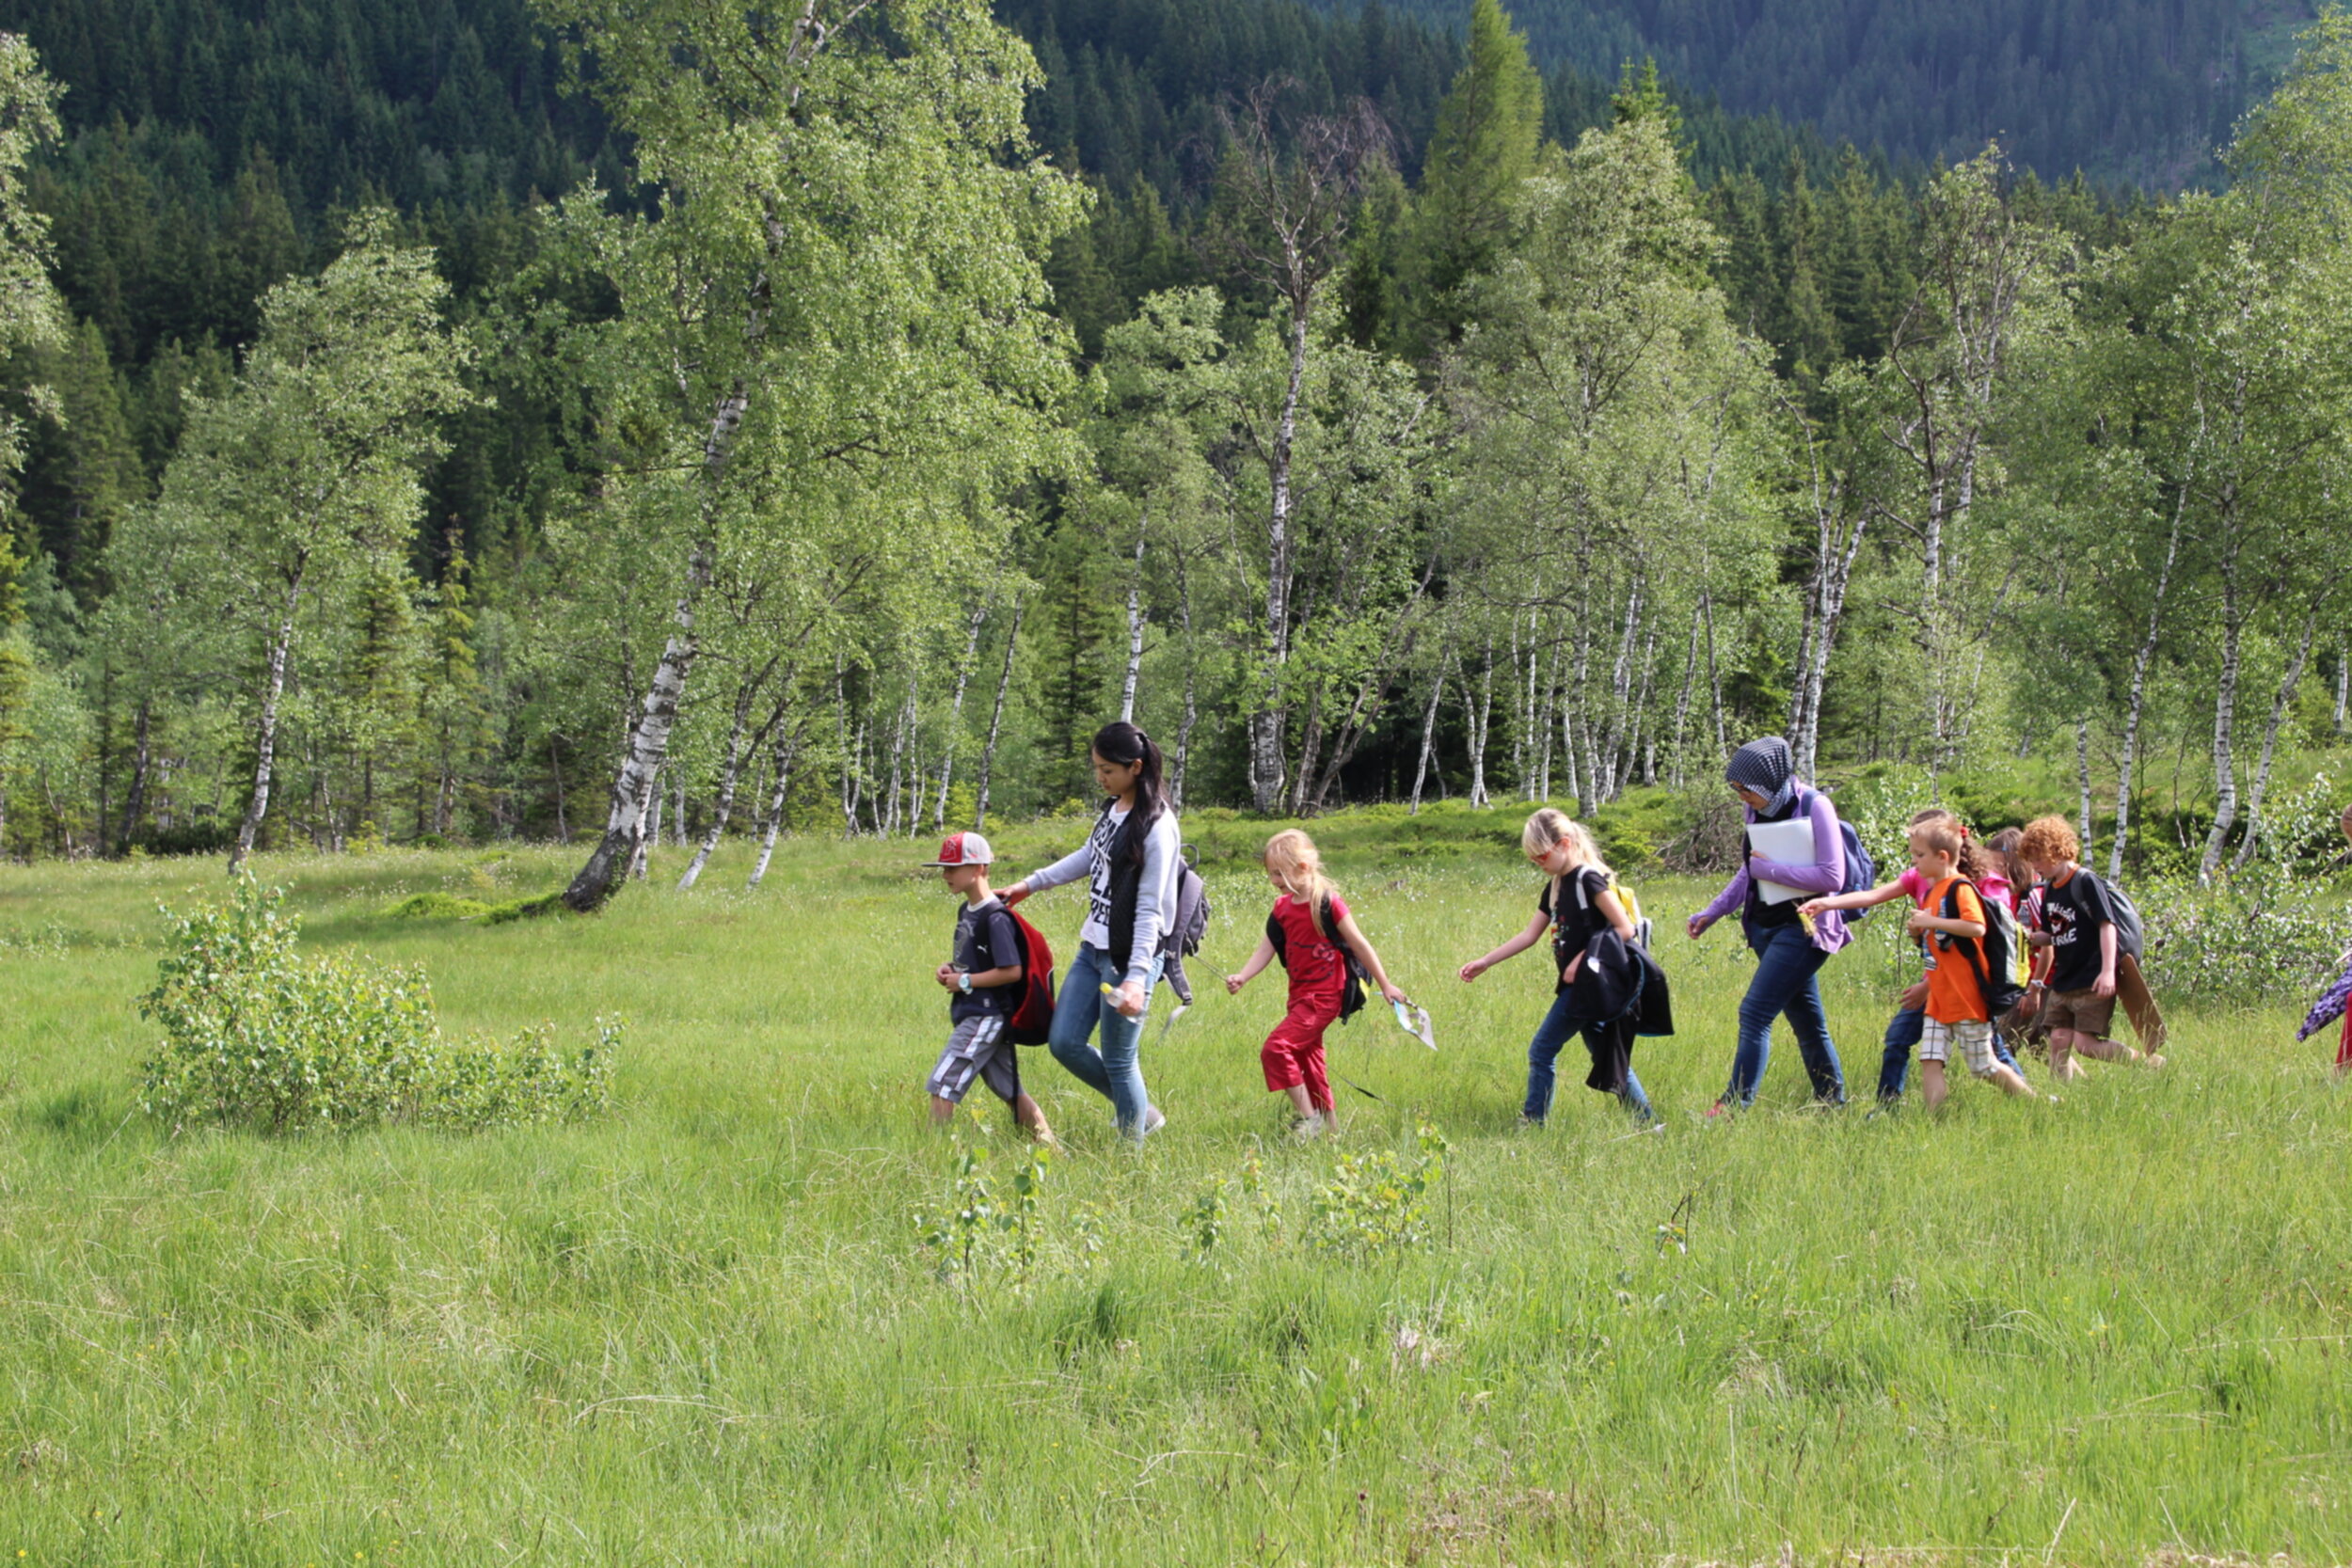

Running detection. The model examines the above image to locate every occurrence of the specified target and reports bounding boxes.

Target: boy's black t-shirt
[950,896,1025,1022]
[2040,866,2117,993]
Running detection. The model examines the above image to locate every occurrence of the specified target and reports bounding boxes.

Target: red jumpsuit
[1263,893,1351,1114]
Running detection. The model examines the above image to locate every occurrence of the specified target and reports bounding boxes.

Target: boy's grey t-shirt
[950,895,1025,1022]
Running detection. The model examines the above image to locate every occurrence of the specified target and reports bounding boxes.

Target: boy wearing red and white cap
[923,832,1055,1144]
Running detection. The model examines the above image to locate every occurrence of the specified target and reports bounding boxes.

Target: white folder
[1746,816,1820,905]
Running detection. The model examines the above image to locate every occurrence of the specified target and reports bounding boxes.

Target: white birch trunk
[2075,719,2095,865]
[2198,573,2248,883]
[1702,591,1727,760]
[1470,637,1494,809]
[2106,483,2187,879]
[230,587,303,877]
[2231,607,2317,870]
[1248,311,1309,813]
[935,601,989,832]
[746,725,803,892]
[974,594,1025,833]
[1173,559,1198,812]
[678,679,759,890]
[1408,654,1446,816]
[1119,515,1147,723]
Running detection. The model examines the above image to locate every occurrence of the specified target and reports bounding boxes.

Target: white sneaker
[1141,1104,1166,1135]
[1290,1114,1325,1141]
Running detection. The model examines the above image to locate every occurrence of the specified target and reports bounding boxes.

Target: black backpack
[1264,894,1367,1022]
[1940,879,2028,1017]
[2105,879,2146,961]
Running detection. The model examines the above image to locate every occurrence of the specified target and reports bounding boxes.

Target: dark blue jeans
[1877,1005,2022,1101]
[1046,942,1164,1139]
[1522,990,1654,1123]
[1727,924,1844,1106]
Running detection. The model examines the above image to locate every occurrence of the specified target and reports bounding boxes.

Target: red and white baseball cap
[922,832,995,867]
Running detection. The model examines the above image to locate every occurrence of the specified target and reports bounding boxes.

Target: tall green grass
[1,833,2346,1563]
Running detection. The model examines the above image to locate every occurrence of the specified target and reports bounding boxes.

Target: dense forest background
[0,0,2345,903]
[1308,0,2319,187]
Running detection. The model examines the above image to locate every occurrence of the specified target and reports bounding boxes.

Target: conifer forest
[0,0,2348,896]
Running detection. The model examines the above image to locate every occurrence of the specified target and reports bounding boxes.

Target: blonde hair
[1908,818,1988,879]
[1522,807,1612,885]
[1263,830,1338,932]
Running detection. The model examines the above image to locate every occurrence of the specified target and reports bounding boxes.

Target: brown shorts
[2039,987,2115,1037]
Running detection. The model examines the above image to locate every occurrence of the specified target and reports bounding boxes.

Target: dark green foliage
[1310,0,2314,186]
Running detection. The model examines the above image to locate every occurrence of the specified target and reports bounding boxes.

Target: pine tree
[1401,0,1543,353]
[16,316,143,604]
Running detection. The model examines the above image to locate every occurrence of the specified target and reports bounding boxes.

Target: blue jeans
[1727,924,1844,1106]
[1877,1004,2021,1101]
[1523,990,1654,1123]
[1047,942,1164,1137]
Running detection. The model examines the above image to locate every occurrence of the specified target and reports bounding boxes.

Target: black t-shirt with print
[2040,866,2118,993]
[1539,869,1614,970]
[950,897,1025,1022]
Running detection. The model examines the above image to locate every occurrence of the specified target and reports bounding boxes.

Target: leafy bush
[138,879,618,1132]
[1307,1121,1452,1258]
[2137,776,2352,1006]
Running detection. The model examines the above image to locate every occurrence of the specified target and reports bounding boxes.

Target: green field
[2,825,2347,1564]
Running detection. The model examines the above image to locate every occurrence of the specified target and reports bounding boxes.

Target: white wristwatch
[957,972,972,993]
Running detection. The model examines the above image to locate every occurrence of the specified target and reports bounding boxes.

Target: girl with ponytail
[1001,721,1184,1142]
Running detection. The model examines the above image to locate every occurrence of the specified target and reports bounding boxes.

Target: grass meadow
[1,816,2348,1564]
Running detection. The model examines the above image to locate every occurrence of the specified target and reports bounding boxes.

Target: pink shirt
[1898,866,2013,913]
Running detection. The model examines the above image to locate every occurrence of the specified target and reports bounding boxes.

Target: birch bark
[230,593,301,875]
[2231,606,2317,870]
[2106,479,2188,879]
[974,594,1025,833]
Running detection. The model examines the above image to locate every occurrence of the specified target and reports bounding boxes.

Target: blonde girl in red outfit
[1225,830,1406,1137]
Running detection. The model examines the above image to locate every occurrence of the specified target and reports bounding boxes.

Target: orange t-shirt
[1922,876,1990,1023]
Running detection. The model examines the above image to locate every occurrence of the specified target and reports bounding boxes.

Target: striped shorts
[928,1015,1022,1106]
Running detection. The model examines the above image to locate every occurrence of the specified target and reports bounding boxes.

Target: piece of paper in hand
[1394,999,1437,1051]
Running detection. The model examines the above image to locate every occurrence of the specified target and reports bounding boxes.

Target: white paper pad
[1746,816,1820,905]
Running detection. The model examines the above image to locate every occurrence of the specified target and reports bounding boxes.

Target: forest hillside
[0,0,2344,914]
[1320,0,2321,185]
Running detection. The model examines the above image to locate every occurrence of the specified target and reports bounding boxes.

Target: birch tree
[1874,149,2063,775]
[106,217,471,874]
[1450,114,1773,810]
[1213,84,1386,813]
[534,0,1081,911]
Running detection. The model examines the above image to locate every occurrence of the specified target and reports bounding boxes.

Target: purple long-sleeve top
[1696,788,1852,954]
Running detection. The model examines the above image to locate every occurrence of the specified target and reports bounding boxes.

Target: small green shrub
[1307,1121,1451,1258]
[137,878,618,1132]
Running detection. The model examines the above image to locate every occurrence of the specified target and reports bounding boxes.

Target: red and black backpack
[1003,910,1058,1045]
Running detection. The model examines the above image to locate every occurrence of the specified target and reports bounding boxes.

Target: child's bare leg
[2048,1030,2085,1080]
[1921,1061,1948,1112]
[930,1094,959,1126]
[1013,1093,1055,1142]
[1984,1063,2036,1098]
[2073,1034,2142,1065]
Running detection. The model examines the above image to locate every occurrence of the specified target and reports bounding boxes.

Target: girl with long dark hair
[1002,721,1184,1141]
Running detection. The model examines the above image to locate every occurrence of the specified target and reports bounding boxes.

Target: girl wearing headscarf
[2296,802,2352,1077]
[1686,736,1851,1111]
